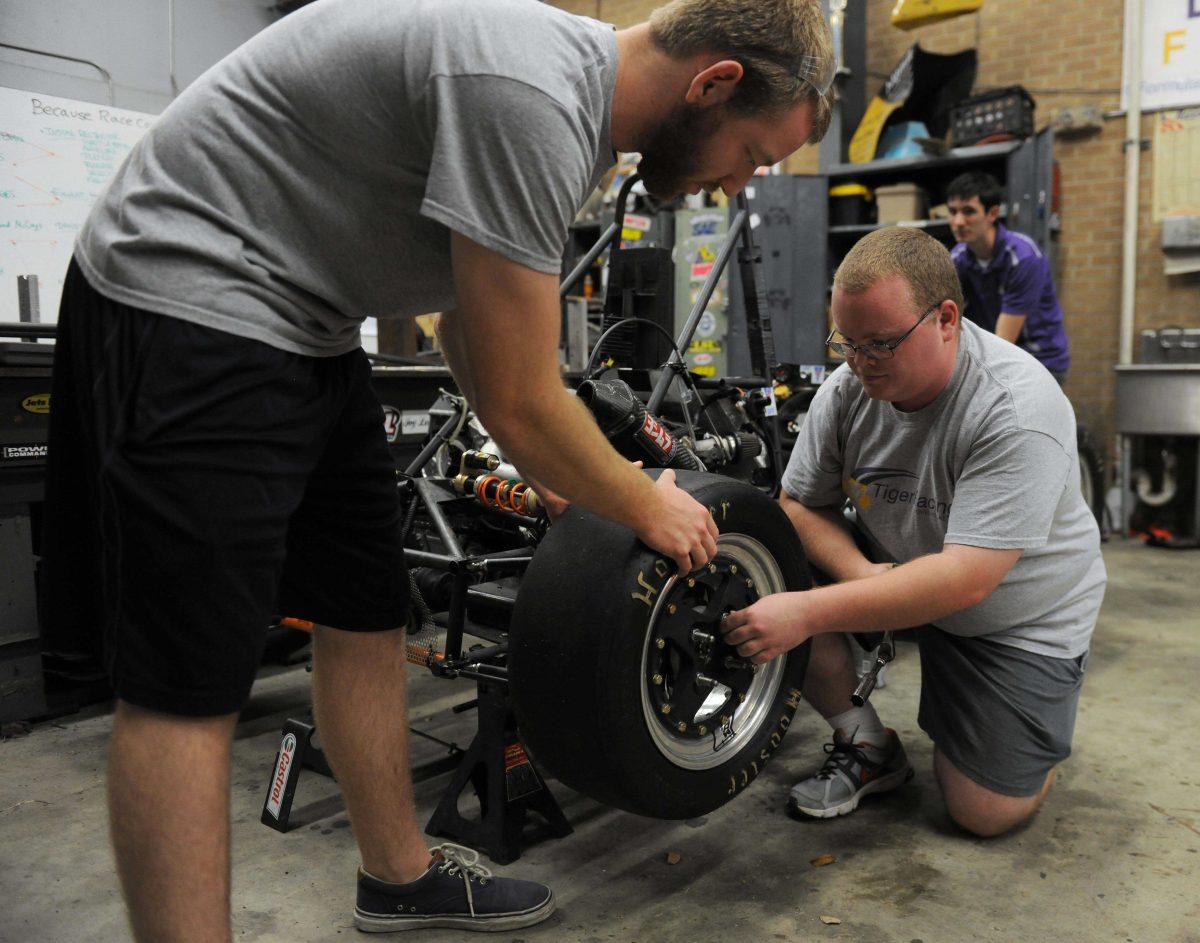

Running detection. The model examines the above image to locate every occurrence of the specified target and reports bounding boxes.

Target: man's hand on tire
[638,468,719,574]
[721,591,813,664]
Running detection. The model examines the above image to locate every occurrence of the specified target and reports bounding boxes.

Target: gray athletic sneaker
[354,843,554,933]
[788,729,913,819]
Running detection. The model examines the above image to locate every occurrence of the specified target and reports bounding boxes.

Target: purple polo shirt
[952,223,1070,375]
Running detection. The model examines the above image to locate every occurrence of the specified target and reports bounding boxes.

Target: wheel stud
[652,673,663,685]
[696,673,718,689]
[661,703,672,714]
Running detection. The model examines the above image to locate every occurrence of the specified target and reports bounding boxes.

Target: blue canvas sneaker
[354,843,554,933]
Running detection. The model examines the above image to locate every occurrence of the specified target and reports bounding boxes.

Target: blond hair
[834,227,964,317]
[648,0,834,142]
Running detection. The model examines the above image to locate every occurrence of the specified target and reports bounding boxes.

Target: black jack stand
[260,714,462,833]
[260,716,333,831]
[425,678,572,865]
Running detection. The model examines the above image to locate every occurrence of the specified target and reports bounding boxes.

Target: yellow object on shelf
[890,0,982,31]
[849,96,902,164]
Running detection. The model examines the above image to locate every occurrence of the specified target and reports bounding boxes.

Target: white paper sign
[1123,0,1200,111]
[0,86,156,323]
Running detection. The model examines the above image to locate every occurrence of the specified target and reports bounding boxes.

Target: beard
[635,102,724,200]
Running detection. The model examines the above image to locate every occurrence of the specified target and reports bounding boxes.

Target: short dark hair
[946,171,1003,212]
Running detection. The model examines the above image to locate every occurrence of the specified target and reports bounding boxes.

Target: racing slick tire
[509,469,812,819]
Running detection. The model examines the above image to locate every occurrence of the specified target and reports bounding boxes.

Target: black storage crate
[950,86,1035,147]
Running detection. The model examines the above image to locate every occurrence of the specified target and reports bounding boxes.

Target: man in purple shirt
[948,172,1070,382]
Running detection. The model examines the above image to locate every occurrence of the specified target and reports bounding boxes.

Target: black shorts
[41,259,410,716]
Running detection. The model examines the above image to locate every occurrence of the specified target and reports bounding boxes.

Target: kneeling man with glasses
[721,227,1105,836]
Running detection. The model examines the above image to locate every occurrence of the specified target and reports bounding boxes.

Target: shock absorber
[453,474,544,516]
[576,377,705,471]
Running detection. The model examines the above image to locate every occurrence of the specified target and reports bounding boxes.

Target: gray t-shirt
[74,0,617,356]
[782,320,1105,659]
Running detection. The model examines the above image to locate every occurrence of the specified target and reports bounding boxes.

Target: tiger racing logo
[843,465,951,520]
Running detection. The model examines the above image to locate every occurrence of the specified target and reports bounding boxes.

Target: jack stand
[260,714,462,833]
[425,678,572,865]
[261,717,332,832]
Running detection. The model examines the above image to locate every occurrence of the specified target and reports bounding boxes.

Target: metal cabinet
[724,131,1056,377]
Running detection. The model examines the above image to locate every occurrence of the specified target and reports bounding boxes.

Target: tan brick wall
[864,0,1200,454]
[549,0,1200,452]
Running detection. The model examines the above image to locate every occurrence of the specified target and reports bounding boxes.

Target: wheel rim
[639,533,787,770]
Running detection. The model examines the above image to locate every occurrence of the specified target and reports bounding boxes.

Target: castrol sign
[265,733,298,819]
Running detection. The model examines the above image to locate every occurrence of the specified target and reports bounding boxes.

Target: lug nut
[687,578,696,588]
[698,725,708,735]
[667,604,677,615]
[730,564,739,574]
[696,673,718,689]
[708,563,717,573]
[655,638,665,650]
[661,703,672,715]
[677,722,687,733]
[652,673,664,685]
[745,578,754,589]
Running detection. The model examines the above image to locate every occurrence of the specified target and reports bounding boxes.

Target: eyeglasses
[826,302,943,361]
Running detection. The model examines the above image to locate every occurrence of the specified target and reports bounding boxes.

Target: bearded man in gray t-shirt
[722,227,1104,838]
[42,0,836,937]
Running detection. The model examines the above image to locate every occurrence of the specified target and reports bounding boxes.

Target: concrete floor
[2,536,1198,943]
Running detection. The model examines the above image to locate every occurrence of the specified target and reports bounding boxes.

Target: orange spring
[473,476,539,515]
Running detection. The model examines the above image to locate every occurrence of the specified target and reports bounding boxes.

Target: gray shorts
[915,626,1088,797]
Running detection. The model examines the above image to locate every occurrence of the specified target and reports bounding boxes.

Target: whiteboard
[0,86,156,325]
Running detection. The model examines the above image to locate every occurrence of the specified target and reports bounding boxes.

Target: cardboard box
[875,183,929,224]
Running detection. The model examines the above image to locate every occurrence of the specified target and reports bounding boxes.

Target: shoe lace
[431,842,493,916]
[816,739,874,781]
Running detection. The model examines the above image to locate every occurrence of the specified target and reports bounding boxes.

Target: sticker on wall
[691,244,718,280]
[798,365,827,384]
[689,213,725,237]
[621,213,653,244]
[20,394,50,414]
[696,312,718,338]
[1,444,47,461]
[401,412,431,435]
[382,406,402,443]
[382,406,432,443]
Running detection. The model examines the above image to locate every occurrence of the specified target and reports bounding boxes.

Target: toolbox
[950,86,1035,147]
